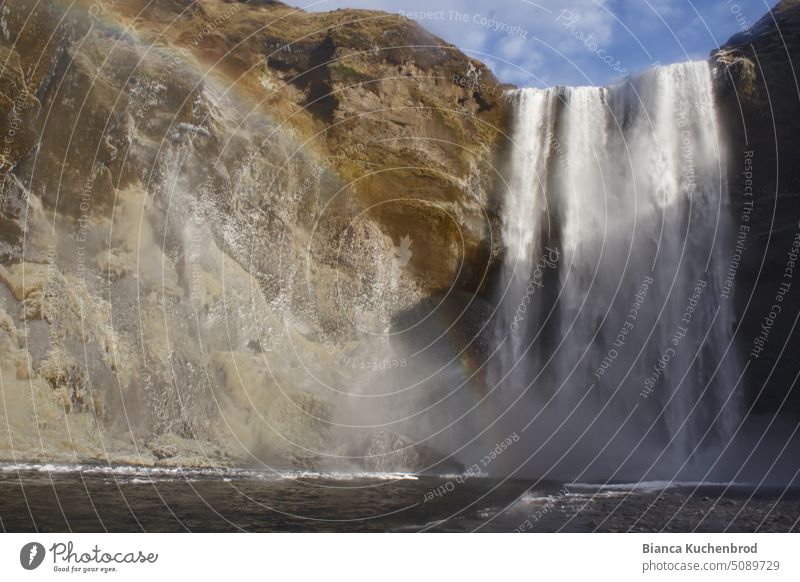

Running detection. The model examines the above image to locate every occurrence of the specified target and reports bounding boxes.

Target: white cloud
[497,35,527,60]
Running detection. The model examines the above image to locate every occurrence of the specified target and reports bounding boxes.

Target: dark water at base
[1,465,798,532]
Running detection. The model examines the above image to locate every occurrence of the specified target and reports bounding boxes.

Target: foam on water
[0,462,419,482]
[566,480,746,493]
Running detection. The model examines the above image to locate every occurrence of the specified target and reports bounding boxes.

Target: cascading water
[492,62,741,481]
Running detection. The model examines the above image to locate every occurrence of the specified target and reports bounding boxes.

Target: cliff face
[0,0,510,467]
[711,0,800,417]
[2,0,799,469]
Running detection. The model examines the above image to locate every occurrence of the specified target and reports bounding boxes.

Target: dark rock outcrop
[711,0,800,417]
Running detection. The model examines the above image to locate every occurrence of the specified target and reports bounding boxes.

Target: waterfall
[493,62,741,480]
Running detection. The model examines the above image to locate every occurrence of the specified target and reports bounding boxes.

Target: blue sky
[289,0,775,86]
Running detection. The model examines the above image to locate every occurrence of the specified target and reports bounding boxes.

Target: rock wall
[711,0,800,418]
[0,0,510,468]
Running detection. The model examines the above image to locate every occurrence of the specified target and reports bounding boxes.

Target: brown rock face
[115,0,511,293]
[0,0,510,466]
[711,1,800,417]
